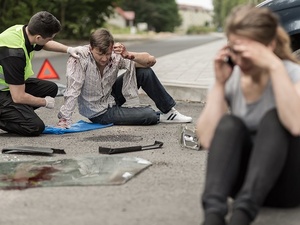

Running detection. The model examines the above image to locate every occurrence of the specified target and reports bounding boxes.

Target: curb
[161,84,208,103]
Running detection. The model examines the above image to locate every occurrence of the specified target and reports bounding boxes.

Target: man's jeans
[89,68,176,125]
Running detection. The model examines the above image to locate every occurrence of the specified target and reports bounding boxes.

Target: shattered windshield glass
[0,155,152,190]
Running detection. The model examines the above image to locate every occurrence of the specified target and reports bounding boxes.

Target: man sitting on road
[57,28,192,128]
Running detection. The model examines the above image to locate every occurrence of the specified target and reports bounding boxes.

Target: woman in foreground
[196,5,300,225]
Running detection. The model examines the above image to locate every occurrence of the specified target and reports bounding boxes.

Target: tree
[0,0,119,39]
[212,0,222,29]
[54,0,121,39]
[0,0,35,32]
[213,0,265,30]
[119,0,181,32]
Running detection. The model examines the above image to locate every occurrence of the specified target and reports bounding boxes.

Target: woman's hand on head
[231,39,281,72]
[214,45,234,84]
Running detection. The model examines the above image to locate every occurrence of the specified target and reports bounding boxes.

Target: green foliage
[186,25,214,35]
[0,0,33,32]
[212,0,265,30]
[104,23,131,34]
[0,0,119,39]
[119,0,181,32]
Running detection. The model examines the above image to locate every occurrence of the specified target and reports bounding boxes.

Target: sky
[176,0,213,10]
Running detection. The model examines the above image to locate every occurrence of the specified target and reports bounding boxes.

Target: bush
[186,25,215,35]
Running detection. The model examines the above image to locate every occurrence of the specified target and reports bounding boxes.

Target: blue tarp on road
[43,120,113,135]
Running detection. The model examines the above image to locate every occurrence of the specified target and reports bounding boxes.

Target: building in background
[107,7,135,31]
[177,4,213,32]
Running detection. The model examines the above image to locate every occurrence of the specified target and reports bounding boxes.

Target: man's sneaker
[160,108,192,123]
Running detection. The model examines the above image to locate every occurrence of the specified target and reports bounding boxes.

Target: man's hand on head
[113,42,135,60]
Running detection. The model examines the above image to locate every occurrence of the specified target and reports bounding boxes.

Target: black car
[258,0,300,56]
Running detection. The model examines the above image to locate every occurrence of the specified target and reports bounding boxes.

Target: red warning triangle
[37,59,60,80]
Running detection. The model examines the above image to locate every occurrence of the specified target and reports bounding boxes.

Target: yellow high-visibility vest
[0,25,34,91]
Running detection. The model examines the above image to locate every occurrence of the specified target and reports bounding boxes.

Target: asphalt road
[120,34,221,57]
[0,95,207,225]
[1,95,299,225]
